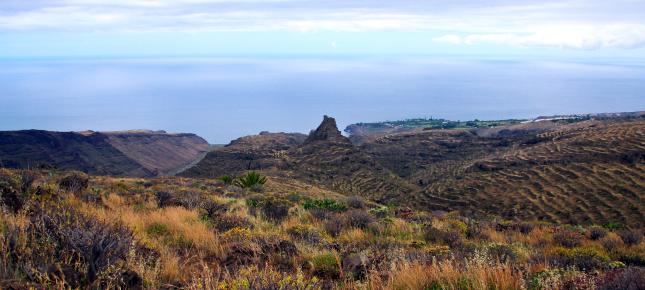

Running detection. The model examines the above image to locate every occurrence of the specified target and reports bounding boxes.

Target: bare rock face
[304,115,351,145]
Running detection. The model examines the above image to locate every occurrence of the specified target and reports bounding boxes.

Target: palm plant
[218,175,234,185]
[234,171,267,188]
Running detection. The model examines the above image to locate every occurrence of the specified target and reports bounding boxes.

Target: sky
[1,0,645,58]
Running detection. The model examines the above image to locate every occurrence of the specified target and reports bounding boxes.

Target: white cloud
[434,24,645,49]
[1,0,645,50]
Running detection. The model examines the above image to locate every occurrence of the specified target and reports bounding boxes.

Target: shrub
[262,197,291,222]
[529,269,596,290]
[286,192,302,203]
[303,198,347,212]
[155,191,176,208]
[618,230,642,246]
[58,172,89,192]
[466,221,488,240]
[602,234,624,252]
[603,222,623,230]
[345,195,365,209]
[343,210,374,229]
[218,175,234,185]
[547,247,610,271]
[214,214,253,232]
[6,203,134,287]
[310,252,340,279]
[589,226,608,240]
[234,171,267,189]
[553,229,583,248]
[515,222,535,234]
[614,249,645,266]
[146,222,170,237]
[324,218,343,238]
[201,199,229,219]
[0,169,22,212]
[597,267,645,290]
[487,243,522,263]
[177,191,204,209]
[424,225,463,247]
[369,206,391,219]
[287,224,324,245]
[19,170,38,194]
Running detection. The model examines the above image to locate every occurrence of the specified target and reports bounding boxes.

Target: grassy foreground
[1,168,644,289]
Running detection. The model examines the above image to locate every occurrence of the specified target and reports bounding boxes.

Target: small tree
[234,171,267,188]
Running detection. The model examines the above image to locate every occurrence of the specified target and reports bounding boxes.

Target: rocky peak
[304,115,351,144]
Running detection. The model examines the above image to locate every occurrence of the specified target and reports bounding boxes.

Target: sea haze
[1,57,644,144]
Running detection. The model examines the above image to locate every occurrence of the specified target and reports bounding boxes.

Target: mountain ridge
[0,129,210,177]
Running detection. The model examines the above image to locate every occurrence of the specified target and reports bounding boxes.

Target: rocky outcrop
[304,116,351,145]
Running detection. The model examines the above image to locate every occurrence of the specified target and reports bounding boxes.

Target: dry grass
[382,258,524,290]
[2,167,644,289]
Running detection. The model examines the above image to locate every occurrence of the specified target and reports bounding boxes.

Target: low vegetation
[1,167,644,289]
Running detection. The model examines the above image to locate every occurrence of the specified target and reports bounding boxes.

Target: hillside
[185,114,644,228]
[182,116,414,201]
[101,130,210,175]
[0,130,151,176]
[0,130,210,177]
[181,131,308,178]
[358,117,645,228]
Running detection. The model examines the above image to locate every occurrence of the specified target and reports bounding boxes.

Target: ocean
[1,56,644,143]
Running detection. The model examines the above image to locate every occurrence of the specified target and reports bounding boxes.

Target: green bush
[146,222,170,237]
[245,195,292,222]
[310,252,340,279]
[547,247,610,270]
[234,171,267,189]
[302,198,347,212]
[369,206,391,218]
[218,175,234,185]
[603,222,623,230]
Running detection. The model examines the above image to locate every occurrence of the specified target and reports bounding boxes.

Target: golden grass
[384,259,524,290]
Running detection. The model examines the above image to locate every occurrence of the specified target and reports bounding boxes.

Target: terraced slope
[416,120,645,227]
[289,139,416,202]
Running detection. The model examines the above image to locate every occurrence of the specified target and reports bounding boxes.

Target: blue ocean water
[1,57,644,143]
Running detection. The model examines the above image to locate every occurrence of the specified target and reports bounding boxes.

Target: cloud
[1,0,645,51]
[433,24,645,49]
